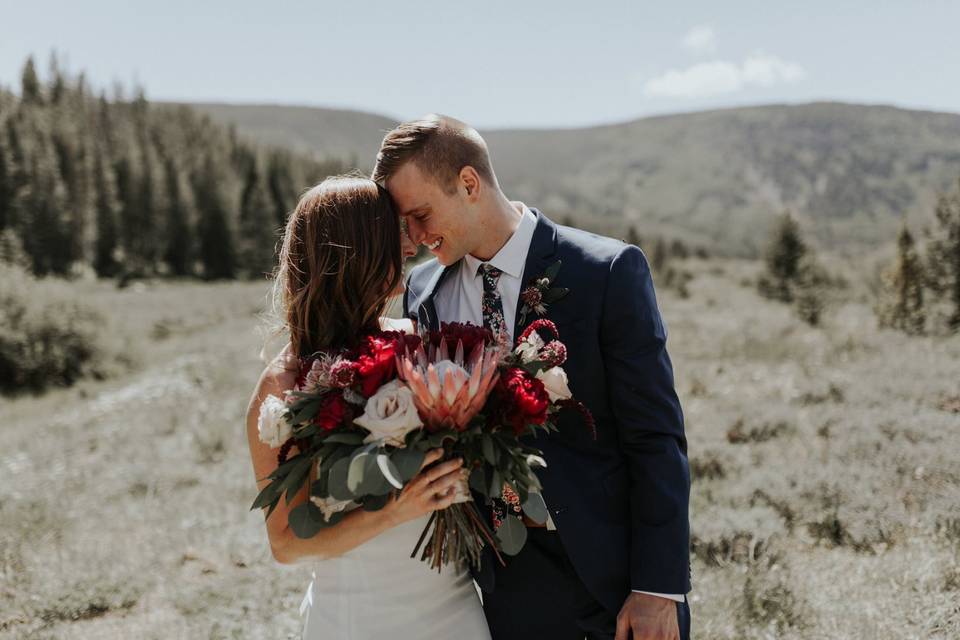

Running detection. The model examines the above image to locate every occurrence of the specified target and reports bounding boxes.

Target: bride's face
[390,219,418,295]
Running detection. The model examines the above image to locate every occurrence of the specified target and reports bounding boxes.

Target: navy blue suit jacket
[403,210,691,614]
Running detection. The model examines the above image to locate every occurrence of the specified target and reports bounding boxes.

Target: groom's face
[386,162,475,266]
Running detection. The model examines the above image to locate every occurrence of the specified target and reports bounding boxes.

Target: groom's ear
[459,166,482,202]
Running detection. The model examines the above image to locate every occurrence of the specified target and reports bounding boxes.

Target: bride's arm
[245,357,463,565]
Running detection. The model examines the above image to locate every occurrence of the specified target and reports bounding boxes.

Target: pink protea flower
[395,336,501,432]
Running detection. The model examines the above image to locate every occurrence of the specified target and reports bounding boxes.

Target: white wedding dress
[299,510,491,639]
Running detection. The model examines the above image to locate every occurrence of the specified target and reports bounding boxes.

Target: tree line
[0,55,346,281]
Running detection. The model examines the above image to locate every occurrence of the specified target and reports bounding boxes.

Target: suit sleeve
[600,244,690,595]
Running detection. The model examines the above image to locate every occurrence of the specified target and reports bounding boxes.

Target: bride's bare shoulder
[260,343,299,390]
[379,317,416,334]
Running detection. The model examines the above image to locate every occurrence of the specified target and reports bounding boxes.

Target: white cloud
[643,52,806,99]
[682,25,717,55]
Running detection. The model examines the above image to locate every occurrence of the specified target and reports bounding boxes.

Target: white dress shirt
[432,203,685,604]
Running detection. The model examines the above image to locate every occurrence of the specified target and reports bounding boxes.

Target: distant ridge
[187,101,960,255]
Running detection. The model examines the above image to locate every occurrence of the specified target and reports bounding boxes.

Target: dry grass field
[1,259,958,639]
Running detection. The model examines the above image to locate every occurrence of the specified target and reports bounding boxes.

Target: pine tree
[925,177,960,332]
[625,225,641,248]
[651,237,668,273]
[193,156,236,279]
[238,156,277,278]
[0,139,12,231]
[266,151,296,228]
[20,57,42,104]
[758,211,807,302]
[877,223,926,334]
[93,145,120,277]
[161,156,192,276]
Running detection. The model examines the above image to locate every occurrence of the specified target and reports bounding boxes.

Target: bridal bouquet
[251,320,591,572]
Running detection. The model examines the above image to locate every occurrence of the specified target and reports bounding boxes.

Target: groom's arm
[600,244,690,595]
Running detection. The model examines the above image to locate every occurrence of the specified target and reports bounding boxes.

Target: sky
[1,0,959,129]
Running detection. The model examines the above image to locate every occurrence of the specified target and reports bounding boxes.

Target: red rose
[314,393,348,431]
[496,367,549,435]
[354,331,420,397]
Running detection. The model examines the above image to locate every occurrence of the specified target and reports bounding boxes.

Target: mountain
[185,101,960,256]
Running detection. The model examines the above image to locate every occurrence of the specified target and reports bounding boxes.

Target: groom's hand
[615,592,679,640]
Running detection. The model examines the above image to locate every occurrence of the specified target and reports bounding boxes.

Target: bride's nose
[401,230,417,259]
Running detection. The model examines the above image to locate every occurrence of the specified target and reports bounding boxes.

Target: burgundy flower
[541,340,568,367]
[428,322,493,355]
[354,331,418,397]
[496,367,549,435]
[314,393,349,431]
[520,286,543,308]
[329,359,358,388]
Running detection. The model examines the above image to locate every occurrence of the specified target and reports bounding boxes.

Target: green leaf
[356,454,393,496]
[427,429,456,448]
[377,454,403,490]
[280,457,313,505]
[544,260,562,282]
[327,457,354,500]
[488,468,502,498]
[521,492,549,524]
[322,431,366,445]
[542,287,569,304]
[347,452,369,493]
[495,515,528,555]
[481,436,498,466]
[469,466,488,496]
[289,501,325,539]
[391,447,425,483]
[251,480,282,511]
[290,399,322,425]
[361,493,391,512]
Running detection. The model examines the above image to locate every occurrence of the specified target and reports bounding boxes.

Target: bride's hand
[386,449,464,526]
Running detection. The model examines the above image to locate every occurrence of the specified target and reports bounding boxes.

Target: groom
[374,115,691,640]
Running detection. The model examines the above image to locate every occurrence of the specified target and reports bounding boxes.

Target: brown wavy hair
[271,175,403,358]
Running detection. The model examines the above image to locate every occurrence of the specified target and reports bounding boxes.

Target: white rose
[354,380,423,447]
[536,367,573,402]
[257,394,293,448]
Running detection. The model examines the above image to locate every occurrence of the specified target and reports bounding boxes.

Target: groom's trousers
[482,528,690,640]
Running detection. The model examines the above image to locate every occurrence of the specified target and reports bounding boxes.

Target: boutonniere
[518,260,569,325]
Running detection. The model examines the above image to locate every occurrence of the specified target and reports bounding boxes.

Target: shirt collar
[462,203,537,279]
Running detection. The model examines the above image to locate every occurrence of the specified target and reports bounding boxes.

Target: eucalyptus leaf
[469,466,488,496]
[521,492,549,524]
[495,515,528,555]
[481,437,498,466]
[347,452,370,493]
[377,454,403,490]
[391,447,425,483]
[327,457,354,500]
[356,454,393,496]
[289,501,325,539]
[362,493,391,512]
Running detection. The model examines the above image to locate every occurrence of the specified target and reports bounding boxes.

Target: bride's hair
[269,175,402,359]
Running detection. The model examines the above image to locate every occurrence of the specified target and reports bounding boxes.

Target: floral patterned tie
[478,263,522,530]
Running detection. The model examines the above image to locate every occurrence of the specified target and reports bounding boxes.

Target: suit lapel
[512,210,559,340]
[415,262,454,332]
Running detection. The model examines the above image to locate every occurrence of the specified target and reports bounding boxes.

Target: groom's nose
[406,219,425,244]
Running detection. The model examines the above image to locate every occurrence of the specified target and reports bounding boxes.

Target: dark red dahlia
[496,367,549,434]
[314,392,349,431]
[520,286,543,308]
[429,322,493,354]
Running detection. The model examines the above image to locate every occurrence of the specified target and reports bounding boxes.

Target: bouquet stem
[411,502,505,572]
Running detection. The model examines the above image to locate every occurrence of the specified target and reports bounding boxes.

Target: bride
[245,176,491,639]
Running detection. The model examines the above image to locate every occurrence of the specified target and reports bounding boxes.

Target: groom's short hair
[372,114,497,194]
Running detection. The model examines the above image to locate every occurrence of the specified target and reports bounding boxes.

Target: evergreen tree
[651,237,668,273]
[625,225,641,248]
[93,145,120,277]
[193,157,235,279]
[266,151,296,228]
[48,52,66,105]
[758,211,807,302]
[0,139,12,231]
[161,156,192,276]
[877,223,926,334]
[238,157,277,278]
[20,57,42,104]
[925,177,960,332]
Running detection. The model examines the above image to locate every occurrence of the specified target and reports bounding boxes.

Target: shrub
[0,265,114,393]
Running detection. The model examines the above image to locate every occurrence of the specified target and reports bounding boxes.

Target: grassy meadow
[1,259,958,639]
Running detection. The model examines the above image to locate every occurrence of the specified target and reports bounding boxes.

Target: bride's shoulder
[262,343,300,389]
[379,316,416,334]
